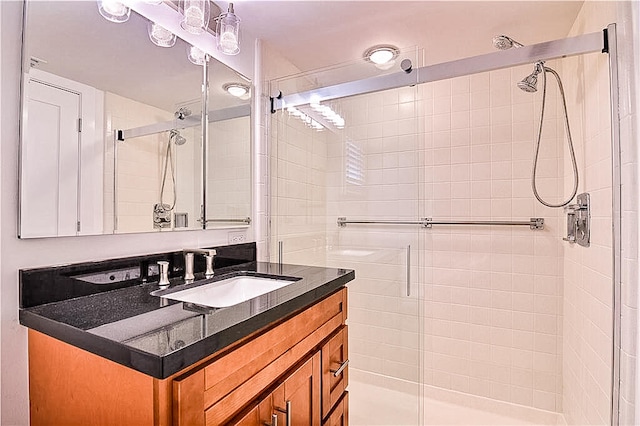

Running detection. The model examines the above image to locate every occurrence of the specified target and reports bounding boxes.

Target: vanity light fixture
[148,22,177,47]
[97,0,131,23]
[180,0,211,35]
[187,45,207,65]
[363,44,400,70]
[216,3,240,55]
[223,82,250,98]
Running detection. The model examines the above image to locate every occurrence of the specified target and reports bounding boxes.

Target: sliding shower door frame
[271,24,624,425]
[272,30,606,110]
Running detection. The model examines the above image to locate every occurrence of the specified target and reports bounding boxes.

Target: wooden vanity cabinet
[28,287,348,426]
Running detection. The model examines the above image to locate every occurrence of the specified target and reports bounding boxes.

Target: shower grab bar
[337,217,544,230]
[198,217,251,225]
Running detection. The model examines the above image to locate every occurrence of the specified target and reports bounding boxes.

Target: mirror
[19,0,252,238]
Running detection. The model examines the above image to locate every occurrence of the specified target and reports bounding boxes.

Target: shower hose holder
[563,192,590,247]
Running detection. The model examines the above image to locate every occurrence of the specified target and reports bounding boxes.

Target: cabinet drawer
[173,288,347,426]
[322,392,348,426]
[322,326,348,419]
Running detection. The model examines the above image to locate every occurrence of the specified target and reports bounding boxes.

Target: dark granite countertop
[19,260,354,379]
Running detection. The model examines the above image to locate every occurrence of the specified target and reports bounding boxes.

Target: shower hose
[531,64,579,208]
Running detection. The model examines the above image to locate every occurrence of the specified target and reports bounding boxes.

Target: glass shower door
[270,83,424,425]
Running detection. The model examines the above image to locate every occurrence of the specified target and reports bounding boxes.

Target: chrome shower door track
[272,30,605,110]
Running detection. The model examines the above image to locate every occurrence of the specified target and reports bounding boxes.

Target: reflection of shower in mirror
[174,107,192,120]
[170,129,187,145]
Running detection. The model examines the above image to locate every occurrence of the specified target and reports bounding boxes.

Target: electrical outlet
[228,231,246,244]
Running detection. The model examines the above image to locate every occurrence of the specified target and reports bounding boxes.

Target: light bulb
[187,45,206,65]
[148,22,176,48]
[369,49,394,65]
[219,31,238,53]
[180,0,210,35]
[97,0,130,23]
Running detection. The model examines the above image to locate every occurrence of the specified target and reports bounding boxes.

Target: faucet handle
[157,261,170,289]
[204,252,215,278]
[184,252,195,282]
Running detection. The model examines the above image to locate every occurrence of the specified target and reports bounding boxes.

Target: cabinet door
[322,326,348,418]
[229,352,321,426]
[322,392,348,426]
[272,351,321,426]
[230,397,274,426]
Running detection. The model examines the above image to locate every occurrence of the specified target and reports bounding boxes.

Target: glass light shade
[223,83,249,98]
[187,45,206,65]
[216,4,240,55]
[180,0,210,35]
[97,0,130,23]
[369,49,394,65]
[148,22,176,48]
[363,45,400,70]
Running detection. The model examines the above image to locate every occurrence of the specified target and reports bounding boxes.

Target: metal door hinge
[78,118,82,133]
[77,221,81,232]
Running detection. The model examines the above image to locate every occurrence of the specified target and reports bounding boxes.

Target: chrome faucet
[183,249,217,282]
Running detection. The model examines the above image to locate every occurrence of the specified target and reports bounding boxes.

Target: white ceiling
[24,1,585,109]
[238,0,584,76]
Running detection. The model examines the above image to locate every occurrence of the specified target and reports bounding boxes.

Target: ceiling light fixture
[363,45,400,70]
[216,3,240,55]
[187,45,207,65]
[180,0,211,35]
[97,0,130,23]
[148,22,177,47]
[223,82,250,98]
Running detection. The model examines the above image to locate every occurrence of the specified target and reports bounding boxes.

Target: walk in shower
[269,23,620,425]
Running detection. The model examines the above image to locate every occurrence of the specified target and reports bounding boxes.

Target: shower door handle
[406,245,411,297]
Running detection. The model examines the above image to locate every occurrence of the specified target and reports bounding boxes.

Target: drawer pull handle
[330,359,349,377]
[275,401,291,426]
[264,413,278,426]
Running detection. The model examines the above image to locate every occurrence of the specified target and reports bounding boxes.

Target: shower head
[175,107,192,120]
[170,129,187,145]
[518,62,545,93]
[518,73,538,92]
[492,35,524,50]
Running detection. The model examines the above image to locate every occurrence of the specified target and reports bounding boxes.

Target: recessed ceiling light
[363,45,400,69]
[223,83,250,98]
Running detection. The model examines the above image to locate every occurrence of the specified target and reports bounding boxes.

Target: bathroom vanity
[19,243,353,425]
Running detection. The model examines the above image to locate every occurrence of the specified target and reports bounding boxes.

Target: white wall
[0,2,256,424]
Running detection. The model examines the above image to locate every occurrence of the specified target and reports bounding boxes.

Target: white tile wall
[561,2,617,425]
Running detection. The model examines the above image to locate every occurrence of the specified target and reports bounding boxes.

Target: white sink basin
[162,275,298,308]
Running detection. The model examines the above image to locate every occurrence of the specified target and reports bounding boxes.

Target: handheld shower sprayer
[517,62,545,93]
[493,35,579,208]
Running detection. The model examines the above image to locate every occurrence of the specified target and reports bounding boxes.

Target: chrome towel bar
[337,217,544,230]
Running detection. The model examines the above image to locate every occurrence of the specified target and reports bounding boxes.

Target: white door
[21,79,80,237]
